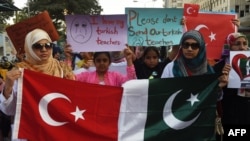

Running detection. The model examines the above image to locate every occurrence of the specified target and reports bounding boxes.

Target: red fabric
[183,3,200,17]
[16,69,123,141]
[185,13,236,59]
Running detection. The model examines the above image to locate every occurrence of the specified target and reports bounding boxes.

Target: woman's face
[181,39,200,59]
[230,37,248,51]
[143,50,159,68]
[32,39,52,61]
[94,53,110,74]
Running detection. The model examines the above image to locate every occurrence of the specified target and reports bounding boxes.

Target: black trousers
[0,110,11,137]
[221,94,250,125]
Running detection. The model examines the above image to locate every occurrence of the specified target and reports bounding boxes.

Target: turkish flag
[183,3,200,17]
[13,69,123,141]
[185,12,237,59]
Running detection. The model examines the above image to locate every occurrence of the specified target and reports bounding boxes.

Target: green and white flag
[119,74,219,141]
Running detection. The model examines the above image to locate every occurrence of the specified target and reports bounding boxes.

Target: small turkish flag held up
[183,3,200,17]
[13,69,123,141]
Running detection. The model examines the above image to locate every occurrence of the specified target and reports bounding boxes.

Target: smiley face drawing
[70,17,92,44]
[132,36,144,46]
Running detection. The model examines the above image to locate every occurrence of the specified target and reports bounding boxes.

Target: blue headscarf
[173,30,214,77]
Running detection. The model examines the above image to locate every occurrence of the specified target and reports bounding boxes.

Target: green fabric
[144,74,219,141]
[240,58,248,77]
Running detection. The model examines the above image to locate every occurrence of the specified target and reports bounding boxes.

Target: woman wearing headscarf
[161,30,230,80]
[0,28,75,116]
[220,32,250,126]
[161,30,216,77]
[161,30,230,94]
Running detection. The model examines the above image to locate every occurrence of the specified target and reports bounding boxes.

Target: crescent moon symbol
[194,24,209,46]
[187,7,193,14]
[163,90,201,130]
[39,93,71,126]
[194,24,208,31]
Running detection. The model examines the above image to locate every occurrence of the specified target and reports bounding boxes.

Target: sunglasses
[233,41,247,46]
[182,42,199,50]
[32,43,53,50]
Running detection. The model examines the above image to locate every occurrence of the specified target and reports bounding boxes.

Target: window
[240,10,244,17]
[235,5,239,13]
[177,3,182,7]
[246,5,249,13]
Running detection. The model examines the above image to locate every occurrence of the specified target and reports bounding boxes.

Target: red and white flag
[185,12,237,59]
[13,69,123,141]
[13,69,219,141]
[183,3,200,17]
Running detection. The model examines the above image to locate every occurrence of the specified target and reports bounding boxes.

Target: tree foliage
[0,0,17,31]
[27,0,103,41]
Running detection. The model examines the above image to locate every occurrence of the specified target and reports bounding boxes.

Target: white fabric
[0,81,17,116]
[0,69,26,141]
[161,61,175,78]
[12,69,24,140]
[119,79,149,141]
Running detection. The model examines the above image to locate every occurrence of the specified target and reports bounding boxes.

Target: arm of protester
[218,63,231,88]
[64,44,73,58]
[181,17,187,32]
[124,47,134,67]
[232,19,240,27]
[3,68,21,99]
[126,44,137,62]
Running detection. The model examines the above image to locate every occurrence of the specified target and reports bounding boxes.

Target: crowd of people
[0,17,248,141]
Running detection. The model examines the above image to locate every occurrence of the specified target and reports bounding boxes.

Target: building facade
[0,32,16,62]
[163,0,250,33]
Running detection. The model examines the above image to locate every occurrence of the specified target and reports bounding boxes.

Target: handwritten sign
[65,14,127,52]
[125,8,183,47]
[6,11,59,54]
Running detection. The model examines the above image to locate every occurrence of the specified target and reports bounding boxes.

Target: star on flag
[209,32,216,42]
[71,106,86,122]
[186,93,200,106]
[185,13,236,59]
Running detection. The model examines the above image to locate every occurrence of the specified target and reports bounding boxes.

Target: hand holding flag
[14,69,219,141]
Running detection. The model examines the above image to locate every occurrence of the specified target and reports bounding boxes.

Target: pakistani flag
[119,74,219,141]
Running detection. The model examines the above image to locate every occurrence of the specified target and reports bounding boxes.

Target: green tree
[27,0,103,42]
[0,0,19,31]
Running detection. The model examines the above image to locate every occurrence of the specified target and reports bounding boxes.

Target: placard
[65,14,127,52]
[6,11,59,53]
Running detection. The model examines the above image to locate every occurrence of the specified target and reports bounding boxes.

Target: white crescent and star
[163,90,201,130]
[38,93,86,126]
[194,24,216,43]
[187,7,194,15]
